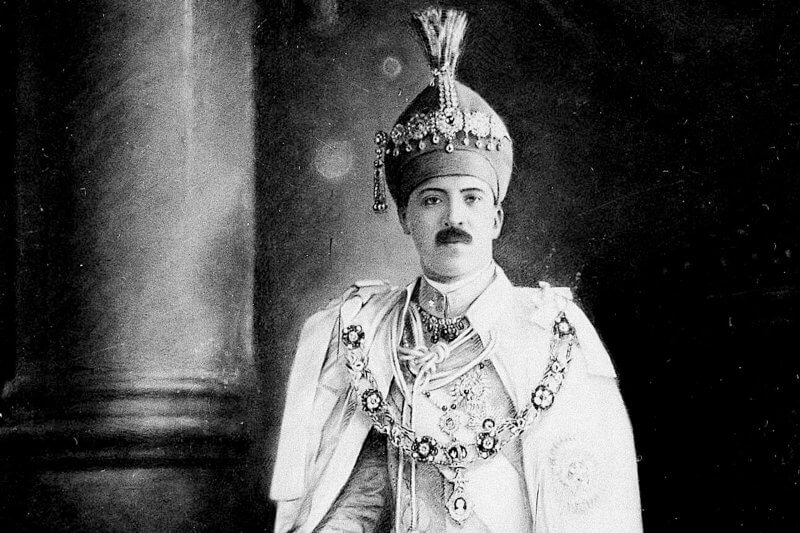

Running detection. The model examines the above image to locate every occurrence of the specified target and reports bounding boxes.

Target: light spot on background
[314,139,354,180]
[382,56,402,79]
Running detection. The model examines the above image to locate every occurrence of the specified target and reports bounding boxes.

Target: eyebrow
[416,186,489,195]
[417,187,447,195]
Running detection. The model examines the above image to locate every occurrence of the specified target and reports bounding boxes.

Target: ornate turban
[372,8,514,211]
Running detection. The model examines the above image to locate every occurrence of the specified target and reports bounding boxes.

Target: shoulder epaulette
[332,279,395,315]
[349,279,395,301]
[537,281,574,302]
[319,280,394,312]
[353,279,391,289]
[521,281,575,331]
[339,280,398,339]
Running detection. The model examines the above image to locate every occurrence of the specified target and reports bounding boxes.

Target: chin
[422,246,490,281]
[424,260,476,282]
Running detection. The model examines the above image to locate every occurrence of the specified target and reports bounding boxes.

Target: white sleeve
[531,300,642,532]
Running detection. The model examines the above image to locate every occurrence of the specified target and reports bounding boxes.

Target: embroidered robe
[270,267,642,532]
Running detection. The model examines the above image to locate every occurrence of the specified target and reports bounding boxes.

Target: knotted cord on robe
[390,296,498,532]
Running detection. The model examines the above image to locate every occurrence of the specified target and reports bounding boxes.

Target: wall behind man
[3,1,262,530]
[255,0,799,530]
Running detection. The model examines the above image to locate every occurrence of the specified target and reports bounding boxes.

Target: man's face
[399,175,503,283]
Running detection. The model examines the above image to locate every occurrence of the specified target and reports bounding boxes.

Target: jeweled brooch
[532,385,555,410]
[341,324,365,349]
[361,389,383,414]
[411,436,438,462]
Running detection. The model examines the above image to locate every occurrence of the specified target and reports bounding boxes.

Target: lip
[437,237,470,245]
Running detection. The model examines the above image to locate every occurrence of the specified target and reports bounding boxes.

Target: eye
[464,193,483,205]
[422,196,442,206]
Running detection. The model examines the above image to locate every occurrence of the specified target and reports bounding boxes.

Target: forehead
[411,175,493,195]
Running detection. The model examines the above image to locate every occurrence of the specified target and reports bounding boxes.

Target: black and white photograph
[1,1,798,531]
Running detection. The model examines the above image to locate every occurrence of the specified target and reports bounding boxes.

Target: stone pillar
[1,1,260,529]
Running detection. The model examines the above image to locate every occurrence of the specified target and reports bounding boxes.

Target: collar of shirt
[418,261,498,318]
[415,262,517,349]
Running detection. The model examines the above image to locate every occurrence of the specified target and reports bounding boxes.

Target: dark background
[255,1,799,529]
[2,0,799,531]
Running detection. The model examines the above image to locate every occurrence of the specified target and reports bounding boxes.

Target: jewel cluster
[341,310,576,468]
[389,107,507,154]
[417,306,467,344]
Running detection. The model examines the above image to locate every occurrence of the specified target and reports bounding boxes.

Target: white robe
[270,269,642,532]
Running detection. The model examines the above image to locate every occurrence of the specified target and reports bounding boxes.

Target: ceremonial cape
[271,270,642,532]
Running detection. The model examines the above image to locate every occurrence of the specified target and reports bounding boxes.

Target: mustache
[435,227,473,245]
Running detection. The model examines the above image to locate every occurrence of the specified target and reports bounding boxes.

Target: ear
[491,204,504,239]
[398,206,411,235]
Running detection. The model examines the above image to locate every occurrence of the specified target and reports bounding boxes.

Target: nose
[444,197,466,227]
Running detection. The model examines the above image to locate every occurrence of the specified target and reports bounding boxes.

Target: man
[271,8,642,532]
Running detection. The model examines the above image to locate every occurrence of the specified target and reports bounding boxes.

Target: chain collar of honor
[340,289,577,524]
